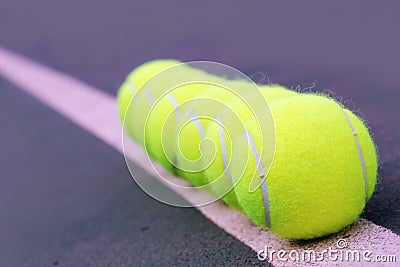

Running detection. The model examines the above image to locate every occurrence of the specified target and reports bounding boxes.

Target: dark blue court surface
[0,78,267,266]
[0,1,399,266]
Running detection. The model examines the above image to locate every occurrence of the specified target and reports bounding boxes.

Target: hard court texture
[0,78,266,266]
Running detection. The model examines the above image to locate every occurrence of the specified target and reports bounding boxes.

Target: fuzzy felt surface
[232,94,378,239]
[117,59,182,144]
[203,85,297,210]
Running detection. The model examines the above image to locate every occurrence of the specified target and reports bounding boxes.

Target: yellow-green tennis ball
[173,84,248,187]
[144,83,209,172]
[258,84,298,102]
[117,82,135,122]
[117,59,182,141]
[162,79,254,178]
[118,59,182,118]
[121,60,232,147]
[232,94,378,240]
[172,79,269,185]
[202,85,297,210]
[126,59,183,92]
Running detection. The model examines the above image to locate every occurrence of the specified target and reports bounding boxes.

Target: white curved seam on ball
[144,89,155,105]
[185,109,205,139]
[166,94,182,172]
[243,130,271,228]
[127,81,138,106]
[343,110,368,204]
[126,79,136,93]
[166,94,181,120]
[216,115,233,186]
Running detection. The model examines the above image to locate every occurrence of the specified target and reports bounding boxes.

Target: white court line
[0,47,399,266]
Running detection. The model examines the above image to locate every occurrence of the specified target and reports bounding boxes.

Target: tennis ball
[258,84,298,102]
[158,79,256,176]
[117,59,182,118]
[232,94,378,239]
[117,82,136,122]
[118,59,182,141]
[144,82,212,172]
[125,62,225,147]
[202,85,297,210]
[172,82,250,187]
[126,59,183,90]
[136,64,264,172]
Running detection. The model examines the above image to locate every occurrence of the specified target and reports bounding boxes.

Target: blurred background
[1,1,399,266]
